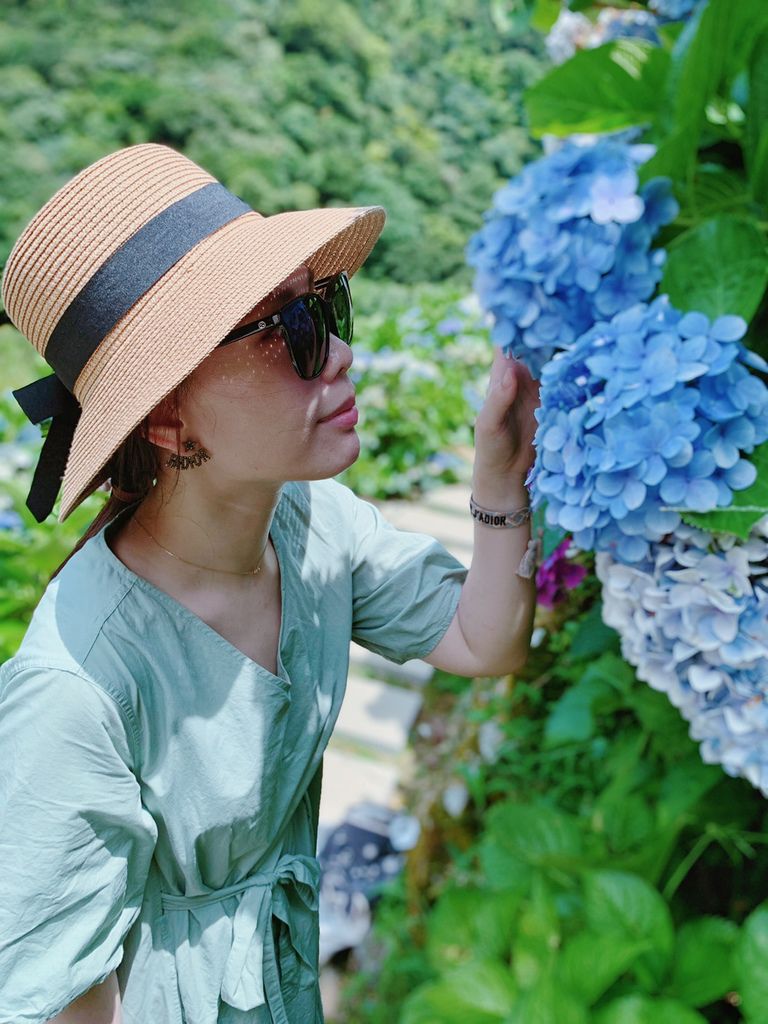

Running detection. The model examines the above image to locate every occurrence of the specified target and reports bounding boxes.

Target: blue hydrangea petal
[710,315,747,342]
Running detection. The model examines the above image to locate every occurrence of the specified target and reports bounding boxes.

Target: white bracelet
[469,494,542,579]
[469,493,531,528]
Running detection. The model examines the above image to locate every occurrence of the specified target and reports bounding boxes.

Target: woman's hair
[48,375,193,581]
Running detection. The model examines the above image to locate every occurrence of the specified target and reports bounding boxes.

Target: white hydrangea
[544,10,593,65]
[596,515,768,794]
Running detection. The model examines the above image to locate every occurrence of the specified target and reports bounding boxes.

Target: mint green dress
[0,479,467,1024]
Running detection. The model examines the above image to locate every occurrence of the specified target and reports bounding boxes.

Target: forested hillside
[0,0,543,287]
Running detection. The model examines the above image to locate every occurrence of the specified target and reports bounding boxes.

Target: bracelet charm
[469,493,532,529]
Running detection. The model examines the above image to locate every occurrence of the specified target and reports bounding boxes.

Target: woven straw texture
[0,143,386,521]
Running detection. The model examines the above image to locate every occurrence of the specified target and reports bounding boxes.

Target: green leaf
[735,902,768,1018]
[426,886,523,971]
[595,792,656,856]
[557,931,652,1006]
[544,674,615,746]
[675,166,753,223]
[511,874,560,990]
[524,40,670,138]
[654,0,768,178]
[660,214,768,322]
[661,0,730,137]
[582,870,675,987]
[594,994,709,1024]
[484,801,584,871]
[666,916,739,1007]
[567,601,621,660]
[750,129,768,207]
[746,30,768,197]
[505,973,590,1024]
[401,960,517,1024]
[529,0,561,33]
[655,756,722,829]
[680,438,768,539]
[637,121,700,185]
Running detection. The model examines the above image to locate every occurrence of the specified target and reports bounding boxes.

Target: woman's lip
[319,401,360,425]
[319,396,356,422]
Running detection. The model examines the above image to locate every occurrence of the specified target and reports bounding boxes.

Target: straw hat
[1,143,386,523]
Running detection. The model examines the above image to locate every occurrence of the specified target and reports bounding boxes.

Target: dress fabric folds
[0,478,467,1023]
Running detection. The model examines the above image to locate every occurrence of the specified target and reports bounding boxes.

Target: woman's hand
[472,347,541,500]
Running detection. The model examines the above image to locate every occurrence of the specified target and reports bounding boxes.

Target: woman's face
[166,264,359,486]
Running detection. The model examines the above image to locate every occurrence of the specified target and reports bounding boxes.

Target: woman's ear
[145,395,185,455]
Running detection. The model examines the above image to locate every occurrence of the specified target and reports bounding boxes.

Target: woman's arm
[424,349,540,677]
[424,473,536,676]
[48,970,123,1023]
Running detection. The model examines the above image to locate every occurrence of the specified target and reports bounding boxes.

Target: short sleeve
[0,663,158,1024]
[348,488,469,664]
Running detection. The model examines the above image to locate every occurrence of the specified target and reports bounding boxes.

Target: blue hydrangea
[597,516,768,795]
[598,9,660,45]
[528,296,768,564]
[648,0,701,21]
[0,509,22,531]
[466,139,678,376]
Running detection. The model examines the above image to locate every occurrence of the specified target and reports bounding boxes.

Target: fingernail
[502,367,515,387]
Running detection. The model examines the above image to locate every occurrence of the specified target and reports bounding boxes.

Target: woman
[0,144,539,1024]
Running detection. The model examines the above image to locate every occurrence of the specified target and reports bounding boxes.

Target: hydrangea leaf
[530,0,561,33]
[524,39,670,137]
[735,903,768,1020]
[749,126,768,204]
[661,0,730,137]
[667,916,739,1007]
[483,801,584,870]
[400,960,518,1024]
[746,30,768,196]
[505,972,589,1024]
[680,438,768,538]
[661,215,768,322]
[557,931,652,1007]
[544,667,621,747]
[638,121,699,184]
[674,167,752,224]
[594,994,708,1024]
[663,0,768,137]
[425,886,523,972]
[582,869,675,986]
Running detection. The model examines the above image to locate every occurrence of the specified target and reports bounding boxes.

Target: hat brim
[58,203,385,521]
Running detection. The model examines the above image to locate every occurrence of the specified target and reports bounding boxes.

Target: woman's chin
[309,432,361,479]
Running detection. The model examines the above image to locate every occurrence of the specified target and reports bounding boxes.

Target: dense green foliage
[338,280,488,497]
[0,0,543,287]
[342,589,768,1023]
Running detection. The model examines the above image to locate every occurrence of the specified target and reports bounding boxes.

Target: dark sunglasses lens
[329,274,353,344]
[282,295,328,378]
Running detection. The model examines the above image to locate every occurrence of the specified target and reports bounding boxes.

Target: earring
[167,440,211,470]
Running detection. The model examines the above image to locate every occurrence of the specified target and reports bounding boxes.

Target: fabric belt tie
[160,852,321,1023]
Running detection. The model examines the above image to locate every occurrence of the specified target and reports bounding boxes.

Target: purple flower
[536,537,588,608]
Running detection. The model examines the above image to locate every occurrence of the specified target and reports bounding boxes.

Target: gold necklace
[131,515,269,576]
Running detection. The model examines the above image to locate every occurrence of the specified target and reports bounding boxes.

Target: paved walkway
[318,480,473,1017]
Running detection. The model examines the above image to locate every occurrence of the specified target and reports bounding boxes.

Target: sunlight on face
[169,262,359,484]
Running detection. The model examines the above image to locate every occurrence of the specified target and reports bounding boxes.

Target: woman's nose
[321,331,353,380]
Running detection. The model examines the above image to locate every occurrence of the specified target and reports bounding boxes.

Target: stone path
[318,480,473,1018]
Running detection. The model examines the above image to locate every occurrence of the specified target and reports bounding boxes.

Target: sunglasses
[218,270,353,380]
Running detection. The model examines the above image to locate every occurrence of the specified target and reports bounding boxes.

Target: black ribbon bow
[12,374,81,523]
